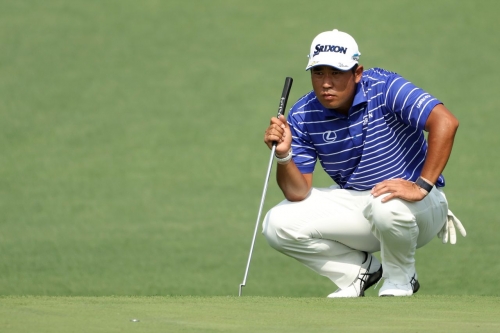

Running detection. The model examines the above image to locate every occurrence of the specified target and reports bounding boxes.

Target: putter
[239,77,293,296]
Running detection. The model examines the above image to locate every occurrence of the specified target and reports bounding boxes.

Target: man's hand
[264,115,292,157]
[371,178,427,203]
[263,114,311,201]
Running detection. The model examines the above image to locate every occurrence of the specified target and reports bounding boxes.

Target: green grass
[0,0,499,304]
[2,296,500,333]
[1,0,499,331]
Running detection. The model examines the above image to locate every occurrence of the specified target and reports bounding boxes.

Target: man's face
[310,65,363,114]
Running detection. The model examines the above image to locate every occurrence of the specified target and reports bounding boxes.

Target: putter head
[239,283,244,296]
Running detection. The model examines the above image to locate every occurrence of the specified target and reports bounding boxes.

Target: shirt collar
[351,81,367,108]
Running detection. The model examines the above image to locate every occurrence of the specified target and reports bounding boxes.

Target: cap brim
[305,62,355,71]
[305,54,357,71]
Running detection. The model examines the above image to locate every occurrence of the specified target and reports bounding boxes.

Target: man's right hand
[263,114,312,201]
[264,115,292,157]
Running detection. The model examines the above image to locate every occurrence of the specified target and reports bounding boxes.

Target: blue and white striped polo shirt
[288,67,445,190]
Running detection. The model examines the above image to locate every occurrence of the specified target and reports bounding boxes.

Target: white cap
[305,29,360,71]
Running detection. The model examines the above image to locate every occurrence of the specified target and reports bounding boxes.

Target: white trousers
[262,186,448,289]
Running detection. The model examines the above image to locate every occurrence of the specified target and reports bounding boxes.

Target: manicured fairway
[1,1,499,327]
[2,296,500,333]
[1,0,498,299]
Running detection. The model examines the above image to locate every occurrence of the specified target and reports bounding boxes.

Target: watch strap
[415,177,433,193]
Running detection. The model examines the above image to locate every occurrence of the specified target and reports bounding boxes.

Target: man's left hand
[371,178,427,202]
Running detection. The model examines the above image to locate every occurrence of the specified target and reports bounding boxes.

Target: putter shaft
[239,145,276,296]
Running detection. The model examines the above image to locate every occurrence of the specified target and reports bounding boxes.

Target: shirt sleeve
[288,107,317,174]
[383,74,442,130]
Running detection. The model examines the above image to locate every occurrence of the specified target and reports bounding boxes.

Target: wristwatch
[415,177,433,193]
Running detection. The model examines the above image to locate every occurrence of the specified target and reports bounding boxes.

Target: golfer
[262,29,466,297]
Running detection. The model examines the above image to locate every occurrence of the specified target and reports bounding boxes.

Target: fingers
[371,179,426,202]
[264,115,291,151]
[371,180,399,200]
[371,181,388,197]
[371,179,402,195]
[269,114,287,127]
[264,117,285,144]
[380,192,396,203]
[278,114,289,129]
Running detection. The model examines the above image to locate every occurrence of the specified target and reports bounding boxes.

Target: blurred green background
[0,0,498,297]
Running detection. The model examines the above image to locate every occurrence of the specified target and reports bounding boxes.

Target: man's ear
[355,65,364,83]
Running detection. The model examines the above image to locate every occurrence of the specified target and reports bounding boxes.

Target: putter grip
[276,77,293,117]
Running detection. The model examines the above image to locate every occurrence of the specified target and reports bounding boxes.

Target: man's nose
[322,74,333,88]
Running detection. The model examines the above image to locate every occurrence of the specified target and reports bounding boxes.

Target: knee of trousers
[363,195,414,233]
[262,206,305,253]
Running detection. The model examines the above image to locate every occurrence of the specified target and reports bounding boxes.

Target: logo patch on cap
[313,44,348,57]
